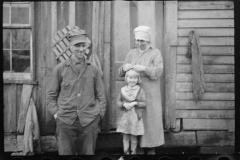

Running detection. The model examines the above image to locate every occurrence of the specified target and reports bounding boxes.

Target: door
[110,1,165,129]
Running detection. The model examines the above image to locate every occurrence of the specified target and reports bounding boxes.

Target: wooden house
[3,1,235,154]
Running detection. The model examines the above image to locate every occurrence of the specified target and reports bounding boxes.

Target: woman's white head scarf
[133,26,151,42]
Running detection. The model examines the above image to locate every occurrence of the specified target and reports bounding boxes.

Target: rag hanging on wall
[186,30,205,103]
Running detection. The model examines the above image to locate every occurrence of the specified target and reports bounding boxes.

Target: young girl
[116,69,146,155]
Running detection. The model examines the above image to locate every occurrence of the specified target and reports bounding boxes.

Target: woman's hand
[123,63,133,72]
[133,65,146,72]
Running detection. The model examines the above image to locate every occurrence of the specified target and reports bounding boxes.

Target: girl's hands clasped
[123,102,137,111]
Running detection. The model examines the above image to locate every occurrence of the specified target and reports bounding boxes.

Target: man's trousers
[55,115,100,155]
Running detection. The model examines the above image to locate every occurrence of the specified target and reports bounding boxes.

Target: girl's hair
[125,69,142,84]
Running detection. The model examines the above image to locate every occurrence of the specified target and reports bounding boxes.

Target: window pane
[3,50,10,72]
[12,5,29,24]
[3,6,10,24]
[3,29,10,49]
[12,50,30,72]
[12,29,31,49]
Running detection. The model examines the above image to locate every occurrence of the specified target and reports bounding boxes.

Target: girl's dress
[116,85,146,136]
[119,47,165,147]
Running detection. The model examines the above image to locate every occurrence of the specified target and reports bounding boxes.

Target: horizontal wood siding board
[178,10,233,19]
[177,37,234,46]
[176,92,234,100]
[177,74,234,83]
[197,131,234,146]
[176,100,234,110]
[176,110,234,119]
[200,147,235,154]
[176,82,234,92]
[178,28,234,37]
[182,119,234,131]
[4,135,18,152]
[177,55,234,65]
[178,19,234,28]
[177,46,234,56]
[178,1,234,10]
[177,64,234,74]
[164,132,196,146]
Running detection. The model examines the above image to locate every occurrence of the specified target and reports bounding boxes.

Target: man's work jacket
[46,58,106,127]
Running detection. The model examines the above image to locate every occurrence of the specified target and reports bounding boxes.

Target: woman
[118,26,164,154]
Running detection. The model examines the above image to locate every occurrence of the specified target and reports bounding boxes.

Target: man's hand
[54,113,57,119]
[133,65,146,72]
[123,63,133,72]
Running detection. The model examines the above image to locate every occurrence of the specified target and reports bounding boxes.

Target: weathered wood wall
[175,1,235,152]
[4,1,235,154]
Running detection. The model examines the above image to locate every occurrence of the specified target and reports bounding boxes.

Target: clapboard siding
[176,110,234,119]
[177,46,234,55]
[182,119,234,132]
[178,1,234,10]
[176,100,234,110]
[178,28,234,37]
[178,19,234,28]
[177,55,234,64]
[178,10,234,19]
[177,64,234,74]
[176,92,234,100]
[177,1,234,145]
[177,74,234,82]
[176,82,234,92]
[178,37,234,46]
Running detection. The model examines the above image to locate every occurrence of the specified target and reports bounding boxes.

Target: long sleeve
[116,92,124,108]
[94,68,106,120]
[136,88,147,108]
[46,65,61,116]
[144,49,163,80]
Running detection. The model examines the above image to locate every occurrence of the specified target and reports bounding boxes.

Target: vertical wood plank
[98,1,105,68]
[92,1,100,57]
[155,1,165,126]
[112,1,131,128]
[129,1,138,49]
[164,1,178,129]
[51,2,58,65]
[17,84,33,133]
[137,1,156,46]
[69,1,76,28]
[102,1,111,131]
[75,1,93,44]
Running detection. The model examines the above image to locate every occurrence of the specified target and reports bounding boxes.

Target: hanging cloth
[186,30,205,103]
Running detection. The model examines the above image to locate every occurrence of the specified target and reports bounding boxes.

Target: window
[3,2,34,81]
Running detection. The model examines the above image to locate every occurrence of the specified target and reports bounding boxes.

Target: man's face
[72,43,87,60]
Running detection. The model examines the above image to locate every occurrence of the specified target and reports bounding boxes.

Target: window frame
[3,2,35,81]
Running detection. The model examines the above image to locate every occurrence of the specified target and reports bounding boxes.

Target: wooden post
[69,2,76,28]
[102,1,111,131]
[164,1,178,129]
[137,1,156,47]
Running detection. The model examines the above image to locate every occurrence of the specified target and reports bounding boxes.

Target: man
[46,28,106,155]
